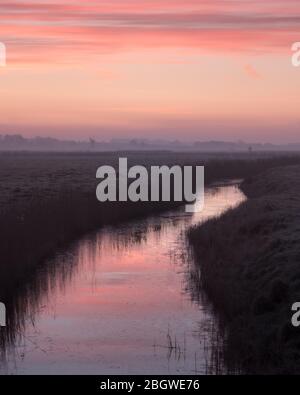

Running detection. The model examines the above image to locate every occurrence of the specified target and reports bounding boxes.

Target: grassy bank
[188,165,300,374]
[1,152,300,305]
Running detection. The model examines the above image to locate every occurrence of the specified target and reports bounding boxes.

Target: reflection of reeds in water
[184,237,244,375]
[152,322,228,375]
[0,213,171,364]
[153,227,229,375]
[152,327,187,363]
[0,242,83,361]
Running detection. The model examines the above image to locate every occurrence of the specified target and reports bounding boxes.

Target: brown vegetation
[188,165,300,374]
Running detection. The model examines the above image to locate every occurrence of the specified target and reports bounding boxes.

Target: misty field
[1,150,299,208]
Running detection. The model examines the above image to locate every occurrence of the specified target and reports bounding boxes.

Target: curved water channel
[0,183,245,374]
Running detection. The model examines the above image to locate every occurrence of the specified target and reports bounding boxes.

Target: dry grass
[188,165,300,374]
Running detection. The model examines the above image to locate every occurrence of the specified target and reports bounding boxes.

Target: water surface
[1,184,245,374]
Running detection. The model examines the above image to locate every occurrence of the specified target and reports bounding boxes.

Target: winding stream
[0,183,245,374]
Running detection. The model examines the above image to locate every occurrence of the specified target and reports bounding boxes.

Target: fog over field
[1,135,300,152]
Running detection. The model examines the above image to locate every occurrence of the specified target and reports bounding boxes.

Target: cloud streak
[1,0,299,64]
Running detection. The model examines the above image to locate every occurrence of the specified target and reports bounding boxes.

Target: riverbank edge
[188,165,300,374]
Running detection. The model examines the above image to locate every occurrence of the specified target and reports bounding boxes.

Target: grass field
[188,164,300,374]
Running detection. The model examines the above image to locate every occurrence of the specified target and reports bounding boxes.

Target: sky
[0,0,300,143]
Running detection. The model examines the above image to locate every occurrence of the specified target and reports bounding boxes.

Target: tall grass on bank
[188,165,300,374]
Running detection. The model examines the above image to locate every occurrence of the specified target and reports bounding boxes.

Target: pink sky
[0,0,299,142]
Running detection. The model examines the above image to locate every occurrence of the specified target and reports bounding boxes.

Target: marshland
[0,151,300,374]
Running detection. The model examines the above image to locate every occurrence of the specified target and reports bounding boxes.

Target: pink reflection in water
[2,184,245,374]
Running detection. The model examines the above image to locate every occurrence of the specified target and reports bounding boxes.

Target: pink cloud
[1,0,299,65]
